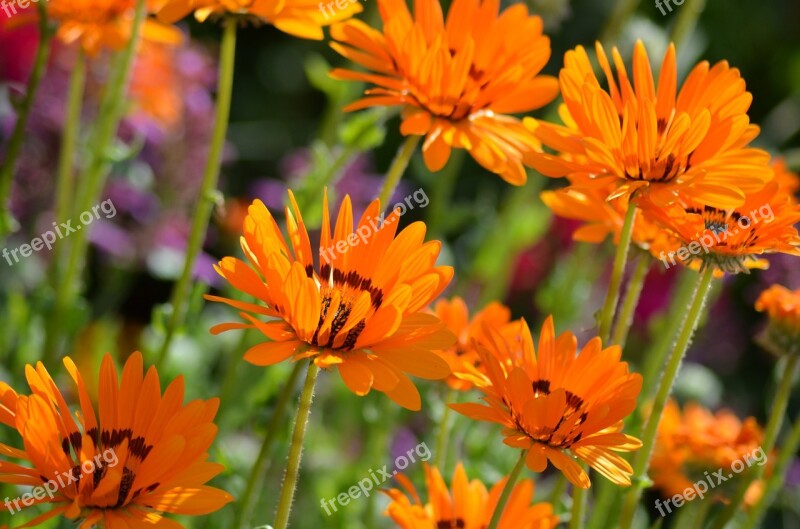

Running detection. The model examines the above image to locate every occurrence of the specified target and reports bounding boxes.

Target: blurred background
[1,0,799,527]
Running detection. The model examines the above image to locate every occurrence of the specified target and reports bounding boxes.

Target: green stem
[156,16,238,368]
[52,51,87,282]
[547,474,568,506]
[690,498,713,529]
[611,252,651,347]
[599,205,637,343]
[274,361,321,529]
[0,2,52,239]
[488,450,528,529]
[710,354,799,529]
[433,388,456,469]
[377,135,420,206]
[743,411,800,528]
[619,265,715,529]
[232,362,304,529]
[44,0,147,363]
[640,269,698,395]
[570,479,588,529]
[669,0,707,47]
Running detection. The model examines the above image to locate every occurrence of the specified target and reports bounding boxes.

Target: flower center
[514,379,588,449]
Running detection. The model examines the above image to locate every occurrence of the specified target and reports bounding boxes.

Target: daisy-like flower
[0,352,233,528]
[451,316,643,488]
[155,0,360,39]
[650,400,767,507]
[329,0,559,185]
[48,0,181,55]
[433,297,512,391]
[208,191,455,410]
[648,180,800,274]
[384,463,558,529]
[755,284,800,356]
[526,40,772,208]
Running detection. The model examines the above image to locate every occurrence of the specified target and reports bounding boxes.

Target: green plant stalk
[690,498,713,529]
[274,361,321,529]
[44,0,147,363]
[618,265,715,529]
[547,474,568,506]
[640,269,698,395]
[599,205,637,343]
[156,16,238,368]
[710,354,799,529]
[487,450,528,529]
[52,51,87,283]
[744,411,800,528]
[378,135,421,206]
[0,2,52,240]
[570,480,588,529]
[433,388,457,469]
[669,0,707,47]
[587,476,620,529]
[233,361,304,529]
[611,252,651,347]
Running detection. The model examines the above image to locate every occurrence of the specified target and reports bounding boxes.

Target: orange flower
[650,401,767,507]
[384,463,558,529]
[648,180,800,274]
[329,0,559,184]
[755,284,800,356]
[433,297,513,391]
[451,316,643,488]
[49,0,180,55]
[128,40,183,129]
[526,40,772,209]
[155,0,360,39]
[0,352,233,528]
[207,191,455,410]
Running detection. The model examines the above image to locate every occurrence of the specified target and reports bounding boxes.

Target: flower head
[208,191,455,410]
[650,401,767,506]
[329,0,559,184]
[0,352,233,528]
[433,297,513,391]
[755,284,800,356]
[526,40,772,208]
[648,180,800,274]
[384,463,558,529]
[155,0,360,39]
[451,316,643,488]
